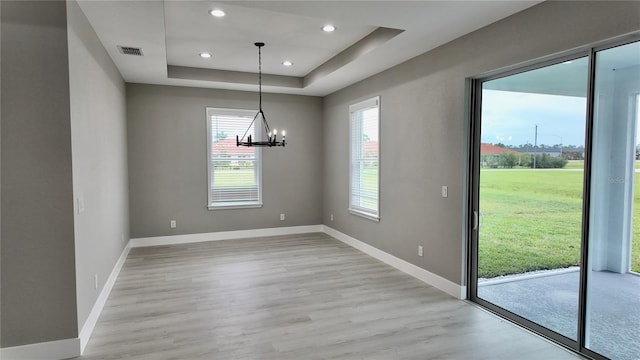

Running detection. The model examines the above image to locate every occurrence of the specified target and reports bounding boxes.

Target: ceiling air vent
[117,46,143,56]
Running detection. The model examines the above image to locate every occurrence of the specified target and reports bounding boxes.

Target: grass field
[479,164,640,278]
[564,160,585,169]
[214,168,256,187]
[566,159,640,170]
[361,166,379,209]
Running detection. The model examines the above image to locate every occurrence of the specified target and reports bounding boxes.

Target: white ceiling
[78,0,542,96]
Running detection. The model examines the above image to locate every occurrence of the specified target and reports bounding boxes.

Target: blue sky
[481,90,587,147]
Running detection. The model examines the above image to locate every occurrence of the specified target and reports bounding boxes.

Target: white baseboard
[0,338,80,360]
[322,225,465,299]
[0,245,131,360]
[129,225,324,247]
[78,244,131,353]
[130,224,465,298]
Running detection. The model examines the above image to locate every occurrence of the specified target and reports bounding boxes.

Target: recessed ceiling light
[209,9,225,17]
[322,24,336,32]
[282,60,293,67]
[200,52,212,58]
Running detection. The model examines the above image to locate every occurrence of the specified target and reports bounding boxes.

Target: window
[206,107,261,209]
[349,96,380,220]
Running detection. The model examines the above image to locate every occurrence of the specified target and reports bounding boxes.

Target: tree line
[482,152,568,169]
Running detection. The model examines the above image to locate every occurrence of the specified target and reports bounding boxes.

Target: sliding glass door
[585,40,640,360]
[470,39,640,360]
[472,56,589,343]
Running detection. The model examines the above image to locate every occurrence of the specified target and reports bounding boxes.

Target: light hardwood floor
[77,233,580,359]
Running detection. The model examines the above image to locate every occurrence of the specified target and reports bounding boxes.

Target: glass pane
[350,104,379,215]
[477,57,589,340]
[586,41,640,360]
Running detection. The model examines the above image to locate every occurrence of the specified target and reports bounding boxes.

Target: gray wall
[127,84,323,238]
[0,0,3,347]
[1,0,77,347]
[0,0,3,346]
[323,1,640,285]
[67,0,129,330]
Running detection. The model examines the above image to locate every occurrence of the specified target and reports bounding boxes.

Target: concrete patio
[479,269,639,360]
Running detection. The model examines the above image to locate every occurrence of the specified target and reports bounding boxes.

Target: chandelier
[236,42,286,147]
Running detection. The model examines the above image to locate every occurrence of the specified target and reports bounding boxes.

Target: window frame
[206,107,262,210]
[349,96,381,221]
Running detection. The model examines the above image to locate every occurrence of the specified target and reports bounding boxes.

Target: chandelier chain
[258,44,262,111]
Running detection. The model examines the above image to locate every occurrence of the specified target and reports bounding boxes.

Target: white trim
[207,202,262,210]
[0,338,80,360]
[129,225,324,248]
[349,96,379,112]
[322,225,465,299]
[348,208,380,222]
[78,244,131,353]
[459,285,468,299]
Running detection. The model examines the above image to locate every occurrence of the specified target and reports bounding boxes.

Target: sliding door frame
[467,33,640,360]
[579,36,640,360]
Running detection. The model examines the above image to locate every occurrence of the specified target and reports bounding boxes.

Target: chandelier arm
[239,111,260,143]
[260,109,272,141]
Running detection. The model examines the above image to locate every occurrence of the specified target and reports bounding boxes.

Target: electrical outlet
[441,185,448,198]
[94,274,98,290]
[170,220,177,228]
[330,213,334,221]
[280,214,285,221]
[418,246,424,257]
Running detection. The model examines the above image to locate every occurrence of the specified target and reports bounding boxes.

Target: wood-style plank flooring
[76,233,579,359]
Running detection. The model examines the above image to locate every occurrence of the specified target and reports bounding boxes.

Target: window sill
[208,202,263,210]
[349,208,380,222]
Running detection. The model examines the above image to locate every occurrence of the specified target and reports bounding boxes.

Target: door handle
[473,211,479,230]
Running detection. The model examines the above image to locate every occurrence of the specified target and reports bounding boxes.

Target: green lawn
[565,160,585,169]
[479,168,640,278]
[361,166,379,209]
[567,159,640,170]
[214,168,256,187]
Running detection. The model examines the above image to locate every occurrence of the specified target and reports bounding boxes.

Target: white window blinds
[349,97,380,220]
[206,107,262,209]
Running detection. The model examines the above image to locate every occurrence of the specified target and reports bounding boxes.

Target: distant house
[211,138,255,167]
[363,140,379,156]
[481,143,521,156]
[481,143,524,167]
[519,146,563,158]
[211,138,254,156]
[517,146,585,159]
